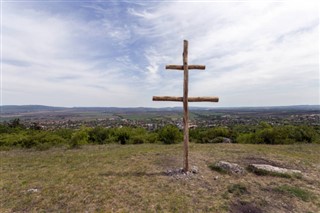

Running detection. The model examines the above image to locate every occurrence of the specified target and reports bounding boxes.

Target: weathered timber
[151,40,219,172]
[188,97,219,102]
[166,65,206,70]
[183,40,189,172]
[153,96,219,102]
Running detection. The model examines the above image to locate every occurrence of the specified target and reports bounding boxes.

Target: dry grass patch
[1,144,320,212]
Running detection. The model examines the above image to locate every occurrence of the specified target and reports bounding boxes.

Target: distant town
[1,105,319,130]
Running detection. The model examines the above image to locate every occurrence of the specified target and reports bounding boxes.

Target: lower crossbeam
[152,96,219,102]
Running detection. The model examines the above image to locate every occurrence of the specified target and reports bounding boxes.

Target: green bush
[235,125,319,144]
[0,131,66,149]
[130,135,145,144]
[0,124,13,134]
[145,132,159,144]
[129,128,149,144]
[69,127,89,148]
[191,127,231,143]
[258,128,276,144]
[54,128,74,140]
[0,119,26,134]
[88,127,111,144]
[158,125,182,144]
[0,122,319,149]
[0,132,29,147]
[115,127,131,144]
[236,133,255,144]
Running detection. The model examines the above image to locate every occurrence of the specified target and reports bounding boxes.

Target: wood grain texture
[183,40,189,172]
[166,65,206,70]
[152,96,219,102]
[152,40,220,172]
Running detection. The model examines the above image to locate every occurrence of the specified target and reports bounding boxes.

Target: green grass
[275,185,314,202]
[227,183,248,195]
[208,163,228,174]
[1,144,320,212]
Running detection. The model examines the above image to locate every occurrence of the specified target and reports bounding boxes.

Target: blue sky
[1,1,319,107]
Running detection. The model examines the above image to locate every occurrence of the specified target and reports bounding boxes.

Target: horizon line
[1,104,319,109]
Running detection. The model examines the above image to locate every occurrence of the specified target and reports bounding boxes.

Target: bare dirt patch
[230,201,263,213]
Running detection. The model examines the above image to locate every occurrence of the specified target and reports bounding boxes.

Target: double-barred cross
[153,40,219,172]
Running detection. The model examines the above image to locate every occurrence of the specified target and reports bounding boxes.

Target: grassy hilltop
[1,143,320,212]
[1,106,319,212]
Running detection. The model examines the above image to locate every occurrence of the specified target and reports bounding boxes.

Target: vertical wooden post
[183,40,189,172]
[152,40,219,173]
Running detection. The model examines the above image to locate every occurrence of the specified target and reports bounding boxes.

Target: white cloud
[2,1,319,107]
[2,2,142,107]
[131,1,319,107]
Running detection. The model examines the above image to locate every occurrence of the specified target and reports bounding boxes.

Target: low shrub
[0,131,66,149]
[1,119,319,149]
[236,125,319,144]
[88,127,111,144]
[54,128,74,140]
[158,125,182,144]
[116,128,131,145]
[69,127,89,148]
[191,127,231,143]
[130,135,145,144]
[145,132,159,144]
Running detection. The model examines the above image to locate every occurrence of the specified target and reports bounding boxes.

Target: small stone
[166,167,199,179]
[214,176,219,180]
[222,137,232,143]
[27,188,38,193]
[216,161,245,175]
[248,164,302,176]
[191,166,199,174]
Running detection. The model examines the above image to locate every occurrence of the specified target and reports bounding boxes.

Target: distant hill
[1,105,319,114]
[0,105,183,115]
[1,105,67,114]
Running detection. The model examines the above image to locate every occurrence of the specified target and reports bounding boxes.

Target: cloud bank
[1,1,319,107]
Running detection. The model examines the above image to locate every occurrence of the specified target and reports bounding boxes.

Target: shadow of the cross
[99,171,167,177]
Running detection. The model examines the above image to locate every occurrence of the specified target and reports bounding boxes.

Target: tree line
[0,119,319,150]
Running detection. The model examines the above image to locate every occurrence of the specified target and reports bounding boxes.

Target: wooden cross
[153,40,219,172]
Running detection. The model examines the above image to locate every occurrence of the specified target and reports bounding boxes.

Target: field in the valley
[1,144,320,212]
